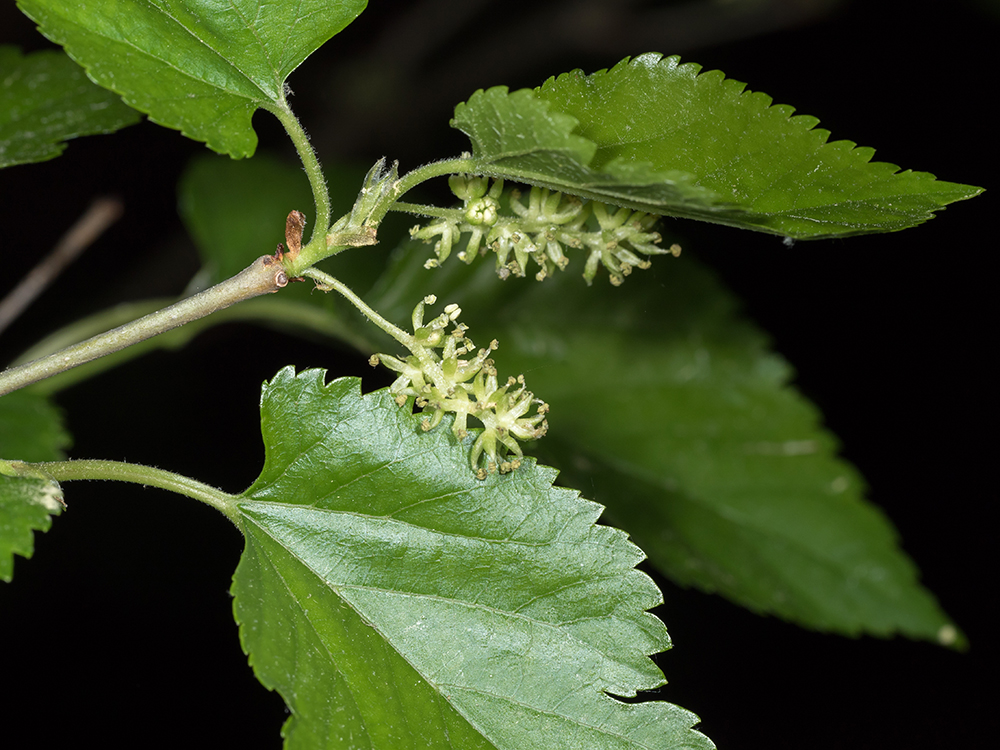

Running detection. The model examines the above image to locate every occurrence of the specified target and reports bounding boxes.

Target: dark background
[1,1,994,747]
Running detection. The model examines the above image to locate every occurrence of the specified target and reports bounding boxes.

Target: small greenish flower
[369,297,548,477]
[468,371,549,476]
[412,219,459,268]
[448,173,490,202]
[411,177,678,284]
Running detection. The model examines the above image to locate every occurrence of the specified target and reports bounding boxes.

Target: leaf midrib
[241,504,640,650]
[57,2,281,104]
[247,516,661,749]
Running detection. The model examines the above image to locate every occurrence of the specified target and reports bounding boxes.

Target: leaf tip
[935,622,968,651]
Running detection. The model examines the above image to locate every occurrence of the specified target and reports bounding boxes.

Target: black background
[1,1,995,747]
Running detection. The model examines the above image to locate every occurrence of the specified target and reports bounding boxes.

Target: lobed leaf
[366,243,962,646]
[232,368,713,750]
[0,391,70,581]
[16,0,368,157]
[0,45,140,169]
[452,53,982,239]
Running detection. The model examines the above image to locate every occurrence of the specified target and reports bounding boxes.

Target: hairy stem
[367,156,475,228]
[389,202,466,220]
[265,102,331,249]
[11,296,377,397]
[0,255,288,397]
[5,458,238,522]
[301,268,414,349]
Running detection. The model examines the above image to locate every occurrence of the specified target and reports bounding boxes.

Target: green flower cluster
[369,295,548,479]
[412,175,681,285]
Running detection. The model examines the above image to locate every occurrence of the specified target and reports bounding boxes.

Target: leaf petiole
[263,102,332,250]
[3,458,238,522]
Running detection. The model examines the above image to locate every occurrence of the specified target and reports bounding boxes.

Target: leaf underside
[0,391,70,582]
[16,0,368,157]
[0,45,140,169]
[232,369,713,750]
[366,241,962,647]
[452,53,983,239]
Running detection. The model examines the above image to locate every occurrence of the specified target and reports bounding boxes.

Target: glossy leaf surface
[232,368,713,749]
[178,154,960,643]
[16,0,368,156]
[452,54,982,239]
[0,391,70,581]
[0,46,139,168]
[367,243,961,646]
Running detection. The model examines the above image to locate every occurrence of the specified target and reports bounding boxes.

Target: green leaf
[0,46,140,168]
[0,391,71,462]
[16,0,368,157]
[232,368,713,750]
[452,85,728,223]
[452,53,983,239]
[0,391,71,582]
[366,243,962,647]
[0,475,64,583]
[175,148,962,644]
